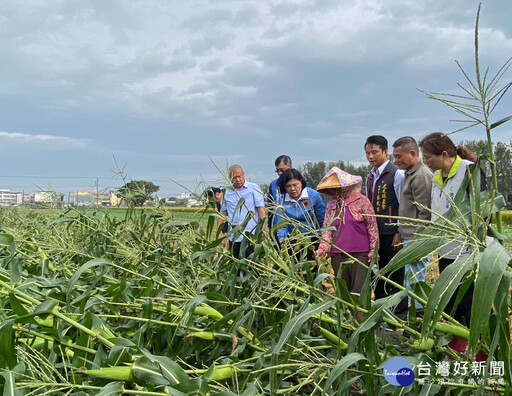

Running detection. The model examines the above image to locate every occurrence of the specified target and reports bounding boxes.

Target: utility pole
[96,177,99,207]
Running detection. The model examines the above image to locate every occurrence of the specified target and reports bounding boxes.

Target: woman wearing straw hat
[316,167,378,301]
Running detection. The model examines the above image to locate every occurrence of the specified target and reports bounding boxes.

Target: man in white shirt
[217,164,266,258]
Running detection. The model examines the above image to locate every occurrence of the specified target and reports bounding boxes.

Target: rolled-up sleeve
[254,184,265,208]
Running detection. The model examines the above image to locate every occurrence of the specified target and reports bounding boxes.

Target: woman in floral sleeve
[316,167,378,298]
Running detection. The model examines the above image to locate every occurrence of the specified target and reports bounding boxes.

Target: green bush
[499,210,512,224]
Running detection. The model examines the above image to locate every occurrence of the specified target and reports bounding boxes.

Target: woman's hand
[315,244,330,260]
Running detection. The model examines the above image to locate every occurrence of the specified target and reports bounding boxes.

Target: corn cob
[82,366,133,381]
[314,324,348,349]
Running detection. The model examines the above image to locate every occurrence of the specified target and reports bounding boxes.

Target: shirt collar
[432,155,462,187]
[406,161,423,175]
[284,187,309,202]
[234,181,249,191]
[371,160,389,177]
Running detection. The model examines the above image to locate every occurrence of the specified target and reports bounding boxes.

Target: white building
[177,192,191,200]
[0,190,23,206]
[73,190,121,206]
[31,191,64,204]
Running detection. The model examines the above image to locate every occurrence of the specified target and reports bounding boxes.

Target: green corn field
[0,168,510,396]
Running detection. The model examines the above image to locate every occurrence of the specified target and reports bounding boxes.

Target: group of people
[212,132,482,350]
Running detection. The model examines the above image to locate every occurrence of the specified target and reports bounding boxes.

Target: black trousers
[438,258,473,326]
[229,241,254,259]
[374,234,408,319]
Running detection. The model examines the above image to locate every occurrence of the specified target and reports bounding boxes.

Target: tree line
[113,140,512,208]
[297,139,512,207]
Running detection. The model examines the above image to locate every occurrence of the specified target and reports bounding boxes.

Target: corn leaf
[417,383,442,396]
[468,240,511,353]
[107,345,133,367]
[422,255,474,336]
[0,370,24,396]
[0,321,16,370]
[66,258,110,308]
[0,233,14,247]
[382,188,504,278]
[323,352,367,395]
[163,388,191,396]
[161,221,191,230]
[171,377,209,395]
[272,299,336,355]
[34,299,58,315]
[490,114,512,129]
[140,351,189,386]
[493,272,512,387]
[132,356,170,386]
[348,289,408,352]
[8,294,29,317]
[96,381,124,396]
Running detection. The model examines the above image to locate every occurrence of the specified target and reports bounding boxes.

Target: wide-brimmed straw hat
[316,167,362,194]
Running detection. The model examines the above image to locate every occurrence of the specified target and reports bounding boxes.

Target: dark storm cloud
[0,0,510,195]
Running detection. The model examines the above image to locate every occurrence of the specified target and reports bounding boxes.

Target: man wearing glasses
[268,155,293,230]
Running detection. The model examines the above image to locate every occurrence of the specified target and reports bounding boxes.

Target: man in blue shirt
[217,164,266,258]
[268,155,293,229]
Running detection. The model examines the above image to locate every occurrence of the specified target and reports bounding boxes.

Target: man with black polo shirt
[365,135,408,319]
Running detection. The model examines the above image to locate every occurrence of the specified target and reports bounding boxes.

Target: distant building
[31,191,64,204]
[0,190,23,206]
[186,198,199,207]
[177,192,191,200]
[73,190,121,206]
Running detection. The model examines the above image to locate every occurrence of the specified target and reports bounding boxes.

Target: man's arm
[257,206,267,221]
[217,210,228,235]
[393,169,406,250]
[257,206,267,237]
[411,169,433,222]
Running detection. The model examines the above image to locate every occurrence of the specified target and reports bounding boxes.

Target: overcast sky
[1,0,511,197]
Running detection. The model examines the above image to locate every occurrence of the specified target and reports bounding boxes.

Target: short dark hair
[393,136,419,152]
[275,155,292,167]
[278,168,306,192]
[205,186,222,198]
[365,135,388,151]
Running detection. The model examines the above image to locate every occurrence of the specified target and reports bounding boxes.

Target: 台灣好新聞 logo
[383,357,415,386]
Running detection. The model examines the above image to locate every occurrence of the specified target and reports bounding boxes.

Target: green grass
[20,206,215,225]
[0,205,510,395]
